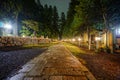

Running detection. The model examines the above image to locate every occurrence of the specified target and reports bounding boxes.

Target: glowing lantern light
[4,23,12,29]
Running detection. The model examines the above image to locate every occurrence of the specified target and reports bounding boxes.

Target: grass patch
[62,42,86,56]
[62,42,87,64]
[0,42,58,52]
[23,42,58,48]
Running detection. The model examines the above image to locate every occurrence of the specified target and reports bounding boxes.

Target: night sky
[40,0,70,16]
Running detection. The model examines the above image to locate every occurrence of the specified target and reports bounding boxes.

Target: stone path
[9,44,96,80]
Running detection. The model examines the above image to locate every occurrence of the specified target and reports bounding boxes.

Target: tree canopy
[65,0,120,37]
[1,0,120,40]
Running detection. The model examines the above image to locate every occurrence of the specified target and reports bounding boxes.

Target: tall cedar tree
[52,6,59,38]
[59,12,66,40]
[20,0,44,37]
[65,0,79,37]
[21,0,40,21]
[42,4,53,37]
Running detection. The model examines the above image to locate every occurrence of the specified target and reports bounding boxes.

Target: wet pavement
[9,44,96,80]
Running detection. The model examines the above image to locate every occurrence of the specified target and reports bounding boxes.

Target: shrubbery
[95,47,111,53]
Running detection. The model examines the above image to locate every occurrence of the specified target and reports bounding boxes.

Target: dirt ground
[77,49,120,80]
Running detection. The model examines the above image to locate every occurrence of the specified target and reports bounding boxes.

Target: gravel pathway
[0,48,46,80]
[78,53,120,80]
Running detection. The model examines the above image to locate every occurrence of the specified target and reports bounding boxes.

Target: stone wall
[0,36,51,47]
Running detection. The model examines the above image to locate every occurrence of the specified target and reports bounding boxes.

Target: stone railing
[0,36,51,47]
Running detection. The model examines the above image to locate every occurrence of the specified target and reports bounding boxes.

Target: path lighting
[95,37,101,41]
[22,35,25,37]
[72,38,76,42]
[78,38,81,46]
[78,38,81,41]
[95,37,101,49]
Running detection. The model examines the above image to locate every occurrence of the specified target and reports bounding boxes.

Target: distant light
[117,28,120,34]
[64,39,67,41]
[78,38,81,41]
[22,35,25,37]
[4,23,12,29]
[116,27,120,37]
[72,38,76,42]
[95,37,101,41]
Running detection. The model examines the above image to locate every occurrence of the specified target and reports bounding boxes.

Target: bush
[104,47,111,53]
[95,47,104,53]
[95,47,111,53]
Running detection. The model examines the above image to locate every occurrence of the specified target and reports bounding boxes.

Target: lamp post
[72,38,76,44]
[22,35,25,38]
[95,37,101,49]
[72,38,76,42]
[3,23,12,36]
[78,38,81,46]
[111,27,116,53]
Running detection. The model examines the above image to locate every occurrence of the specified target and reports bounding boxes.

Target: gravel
[0,48,46,80]
[78,53,120,80]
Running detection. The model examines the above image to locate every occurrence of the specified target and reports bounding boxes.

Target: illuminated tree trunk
[103,13,108,48]
[14,14,18,36]
[13,14,18,36]
[87,26,91,50]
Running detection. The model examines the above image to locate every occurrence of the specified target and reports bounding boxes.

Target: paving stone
[62,76,75,80]
[49,76,62,80]
[63,76,88,80]
[9,44,96,80]
[42,68,57,75]
[33,77,42,80]
[80,65,89,72]
[33,76,49,80]
[24,77,33,80]
[74,76,88,80]
[27,60,47,76]
[41,76,50,80]
[84,71,96,80]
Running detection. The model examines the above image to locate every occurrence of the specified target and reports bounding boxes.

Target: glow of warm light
[64,39,67,41]
[4,23,12,29]
[72,38,76,42]
[22,35,25,37]
[95,37,101,41]
[78,38,81,41]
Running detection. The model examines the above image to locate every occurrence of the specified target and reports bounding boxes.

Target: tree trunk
[13,13,18,36]
[103,13,108,47]
[58,33,62,40]
[87,26,91,50]
[112,27,116,53]
[33,31,36,37]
